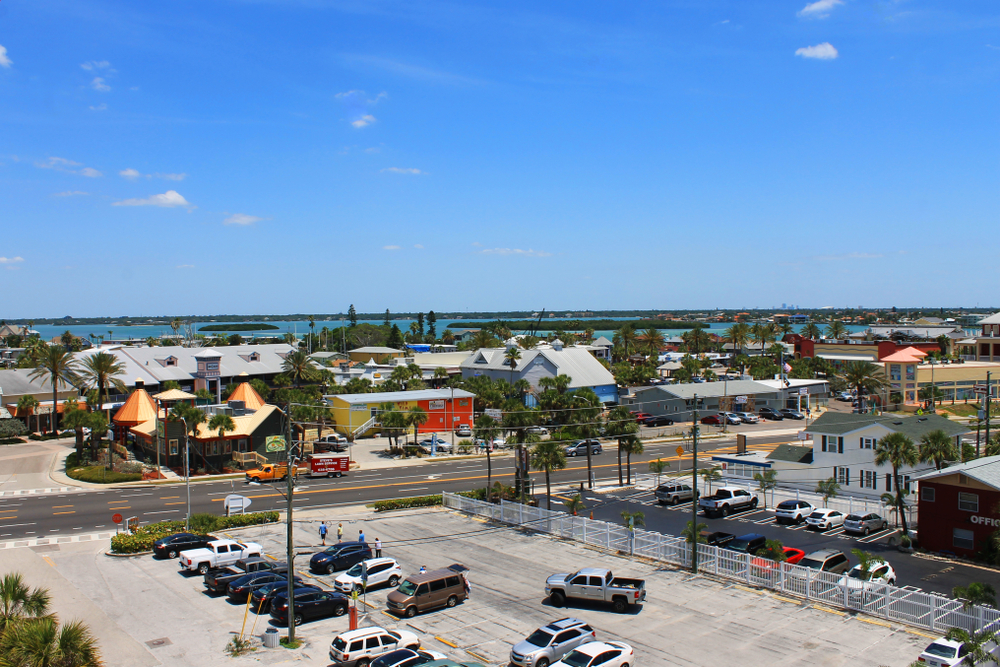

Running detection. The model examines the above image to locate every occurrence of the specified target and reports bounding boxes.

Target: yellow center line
[108,501,130,505]
[53,511,75,515]
[160,496,180,499]
[164,502,186,506]
[52,505,74,509]
[106,506,130,511]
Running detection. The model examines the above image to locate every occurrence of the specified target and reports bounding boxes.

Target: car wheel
[550,590,565,607]
[612,598,627,613]
[336,472,343,478]
[356,659,370,667]
[167,549,178,559]
[198,563,209,575]
[863,527,871,536]
[446,595,457,608]
[720,506,730,517]
[881,521,888,531]
[750,497,758,509]
[327,472,334,478]
[536,659,549,667]
[405,606,417,618]
[671,496,679,506]
[333,604,347,617]
[796,515,805,524]
[327,564,335,575]
[388,575,399,587]
[293,613,303,626]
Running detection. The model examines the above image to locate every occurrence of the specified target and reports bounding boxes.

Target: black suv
[152,533,214,559]
[309,541,372,574]
[779,408,805,420]
[757,407,784,421]
[271,589,349,626]
[642,415,675,427]
[725,533,768,555]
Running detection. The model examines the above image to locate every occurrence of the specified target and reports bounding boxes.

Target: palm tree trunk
[626,451,631,485]
[546,469,551,510]
[617,440,623,485]
[895,469,909,535]
[52,381,58,434]
[486,446,492,499]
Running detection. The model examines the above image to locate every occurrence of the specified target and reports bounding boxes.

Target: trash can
[263,628,279,648]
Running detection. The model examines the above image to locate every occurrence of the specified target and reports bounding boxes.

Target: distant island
[198,323,280,333]
[445,319,706,331]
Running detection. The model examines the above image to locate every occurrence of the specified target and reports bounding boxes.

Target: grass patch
[280,636,302,649]
[67,465,142,484]
[941,404,980,417]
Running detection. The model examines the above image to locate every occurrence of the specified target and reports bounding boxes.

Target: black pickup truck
[699,530,735,546]
[203,557,287,595]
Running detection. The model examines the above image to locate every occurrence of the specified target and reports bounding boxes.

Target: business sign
[224,494,252,515]
[734,395,748,403]
[971,515,1000,527]
[799,387,809,395]
[485,409,502,420]
[156,421,165,439]
[350,404,368,412]
[975,385,989,395]
[265,435,286,452]
[429,400,445,410]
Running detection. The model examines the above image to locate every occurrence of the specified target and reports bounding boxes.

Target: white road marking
[0,523,36,529]
[144,510,179,515]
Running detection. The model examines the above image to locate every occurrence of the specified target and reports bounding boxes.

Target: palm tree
[681,519,707,544]
[920,430,957,471]
[825,320,848,340]
[638,328,665,358]
[839,360,886,412]
[531,440,566,510]
[504,346,522,386]
[0,572,50,633]
[474,415,500,493]
[753,469,778,509]
[169,403,206,474]
[621,510,645,530]
[406,406,428,447]
[759,539,787,562]
[700,467,722,495]
[308,315,316,354]
[208,413,237,444]
[682,328,710,354]
[61,402,91,460]
[606,406,638,485]
[952,582,996,610]
[850,548,879,579]
[28,345,80,433]
[78,351,127,420]
[16,395,39,434]
[170,319,182,337]
[613,324,637,357]
[875,432,919,536]
[725,323,751,372]
[800,322,821,340]
[281,350,320,387]
[815,477,840,505]
[620,435,644,485]
[471,329,497,350]
[943,626,1000,666]
[648,458,667,487]
[563,493,585,516]
[0,616,102,667]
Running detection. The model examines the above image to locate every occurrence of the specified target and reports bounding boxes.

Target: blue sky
[1,1,997,317]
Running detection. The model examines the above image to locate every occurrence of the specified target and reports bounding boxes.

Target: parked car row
[774,500,890,535]
[510,617,635,667]
[700,407,804,425]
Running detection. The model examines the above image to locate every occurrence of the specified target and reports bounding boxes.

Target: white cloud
[79,167,102,178]
[120,168,187,181]
[89,103,108,112]
[798,0,844,19]
[80,60,110,71]
[0,45,11,69]
[52,191,89,197]
[176,264,195,269]
[383,245,401,250]
[381,167,424,175]
[352,114,377,128]
[90,77,111,92]
[0,256,24,264]
[365,147,381,154]
[223,213,264,226]
[119,168,142,180]
[414,244,424,249]
[156,172,186,181]
[112,190,192,208]
[471,242,482,247]
[36,157,102,177]
[795,42,839,60]
[480,247,552,257]
[814,252,883,261]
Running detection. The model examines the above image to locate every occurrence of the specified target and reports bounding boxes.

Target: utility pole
[986,371,992,458]
[182,417,191,532]
[285,403,297,643]
[691,394,699,575]
[154,399,161,480]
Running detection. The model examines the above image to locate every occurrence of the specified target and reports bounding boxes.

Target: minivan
[386,564,468,618]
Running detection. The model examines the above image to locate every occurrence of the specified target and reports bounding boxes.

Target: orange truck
[244,462,301,483]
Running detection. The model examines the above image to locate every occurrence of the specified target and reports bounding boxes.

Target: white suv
[774,500,815,525]
[335,558,403,593]
[330,627,421,666]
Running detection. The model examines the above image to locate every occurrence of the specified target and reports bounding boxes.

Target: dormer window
[474,354,488,364]
[158,356,178,367]
[239,352,261,363]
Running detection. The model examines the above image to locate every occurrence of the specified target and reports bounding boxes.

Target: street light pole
[285,402,297,643]
[691,394,699,575]
[180,416,191,531]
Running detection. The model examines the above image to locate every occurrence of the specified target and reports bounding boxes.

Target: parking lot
[6,502,941,667]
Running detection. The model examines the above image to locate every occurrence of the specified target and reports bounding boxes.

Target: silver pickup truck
[545,567,646,613]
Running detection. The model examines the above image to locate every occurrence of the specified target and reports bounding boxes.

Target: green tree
[758,539,787,562]
[208,413,237,444]
[850,548,879,580]
[919,429,957,471]
[681,520,707,544]
[638,328,665,358]
[28,345,80,433]
[0,615,103,667]
[15,395,39,434]
[60,401,90,460]
[531,440,567,510]
[874,432,919,536]
[621,510,645,530]
[613,324,636,357]
[839,360,886,412]
[378,403,407,451]
[563,493,585,516]
[504,346,522,386]
[620,435,644,485]
[0,572,50,633]
[815,477,840,505]
[606,406,639,485]
[78,351,127,421]
[474,415,500,492]
[281,350,320,387]
[700,467,722,494]
[753,469,778,509]
[952,582,997,610]
[406,406,428,447]
[825,321,848,340]
[648,458,667,487]
[943,627,1000,666]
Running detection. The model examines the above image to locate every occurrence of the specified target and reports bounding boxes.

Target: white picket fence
[442,492,997,634]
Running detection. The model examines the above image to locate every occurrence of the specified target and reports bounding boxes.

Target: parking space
[28,504,939,666]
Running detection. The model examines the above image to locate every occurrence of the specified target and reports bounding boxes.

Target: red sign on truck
[306,453,349,478]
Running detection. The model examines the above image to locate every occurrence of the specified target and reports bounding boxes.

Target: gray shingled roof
[806,412,969,439]
[914,454,1000,489]
[652,380,779,400]
[768,444,814,464]
[330,388,476,404]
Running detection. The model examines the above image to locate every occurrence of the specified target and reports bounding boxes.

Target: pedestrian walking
[463,574,471,599]
[374,537,382,558]
[359,528,365,544]
[337,522,344,542]
[319,521,328,546]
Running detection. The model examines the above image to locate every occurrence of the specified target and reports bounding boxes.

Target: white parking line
[785,524,809,531]
[825,528,846,536]
[753,517,776,525]
[858,528,897,544]
[144,510,180,515]
[738,510,769,519]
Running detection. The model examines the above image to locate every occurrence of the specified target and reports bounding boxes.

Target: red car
[751,547,806,570]
[700,415,723,425]
[632,412,652,422]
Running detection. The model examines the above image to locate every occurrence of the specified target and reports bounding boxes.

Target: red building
[915,456,1000,557]
[328,389,476,437]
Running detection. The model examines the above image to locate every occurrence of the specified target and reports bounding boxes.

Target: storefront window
[953,528,975,550]
[921,487,935,502]
[890,365,901,381]
[906,365,915,381]
[958,492,979,512]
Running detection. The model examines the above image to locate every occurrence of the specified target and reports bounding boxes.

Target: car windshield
[560,650,593,667]
[332,637,348,651]
[925,644,958,659]
[397,580,418,596]
[525,630,554,648]
[808,512,824,519]
[799,558,824,570]
[728,539,753,552]
[845,515,863,522]
[345,563,363,577]
[776,501,796,510]
[848,567,875,581]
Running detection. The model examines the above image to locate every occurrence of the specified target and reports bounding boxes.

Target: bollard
[349,604,358,631]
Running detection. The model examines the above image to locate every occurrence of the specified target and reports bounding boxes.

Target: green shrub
[372,495,442,512]
[66,465,142,484]
[0,438,25,445]
[109,511,280,554]
[29,431,74,442]
[457,488,488,501]
[0,419,27,438]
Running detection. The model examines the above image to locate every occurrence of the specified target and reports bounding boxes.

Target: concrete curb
[104,550,153,558]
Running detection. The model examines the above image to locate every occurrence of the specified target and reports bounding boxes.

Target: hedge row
[372,495,443,512]
[29,431,74,441]
[67,465,142,484]
[0,438,25,445]
[110,511,280,554]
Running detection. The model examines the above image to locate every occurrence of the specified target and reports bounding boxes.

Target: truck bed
[609,577,644,590]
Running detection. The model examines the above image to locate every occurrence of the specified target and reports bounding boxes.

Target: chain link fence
[443,492,996,634]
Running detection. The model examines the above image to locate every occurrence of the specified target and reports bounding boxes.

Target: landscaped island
[198,323,281,332]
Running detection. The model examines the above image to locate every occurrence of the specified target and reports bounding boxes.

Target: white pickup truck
[179,539,263,575]
[698,486,758,518]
